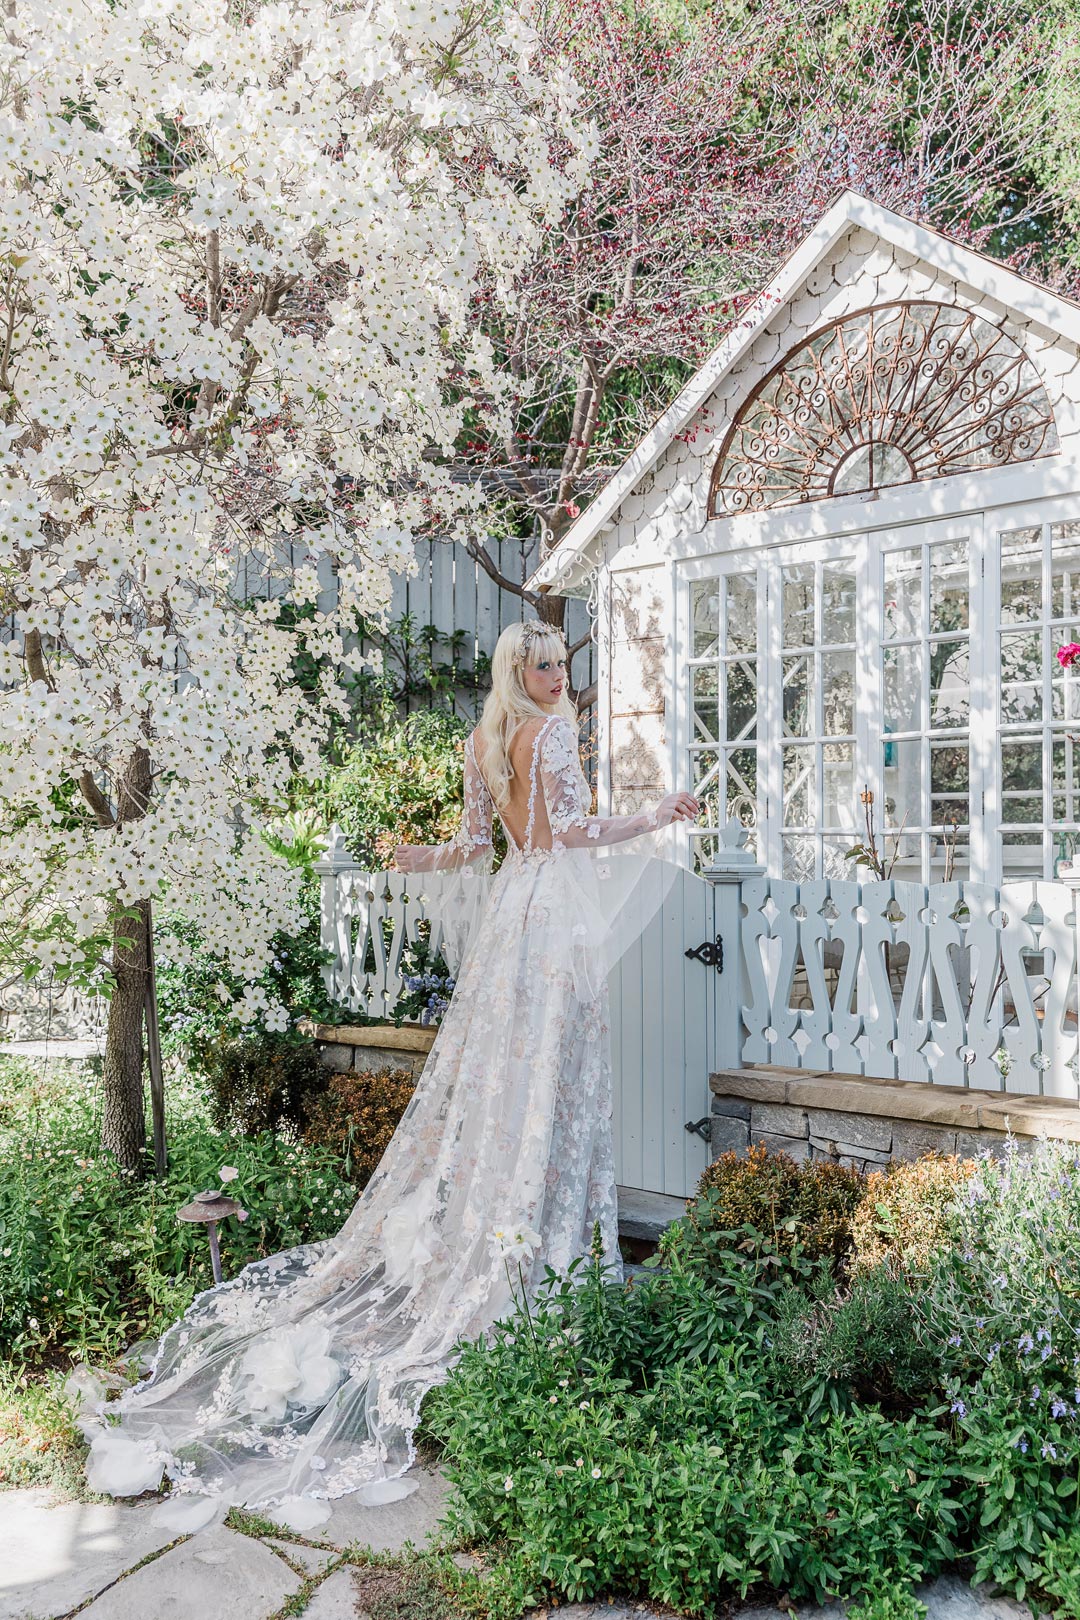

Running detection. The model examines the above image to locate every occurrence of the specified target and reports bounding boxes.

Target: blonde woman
[85,621,697,1531]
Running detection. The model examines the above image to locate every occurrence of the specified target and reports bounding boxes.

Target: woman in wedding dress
[82,620,698,1525]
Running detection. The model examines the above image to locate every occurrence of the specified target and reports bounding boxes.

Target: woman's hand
[655,791,700,827]
[392,845,423,873]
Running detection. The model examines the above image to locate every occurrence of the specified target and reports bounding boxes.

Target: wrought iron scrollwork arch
[708,300,1059,517]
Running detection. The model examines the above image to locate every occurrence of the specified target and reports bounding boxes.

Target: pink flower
[563,502,581,520]
[1058,643,1080,669]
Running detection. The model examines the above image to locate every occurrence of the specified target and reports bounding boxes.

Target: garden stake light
[177,1189,247,1285]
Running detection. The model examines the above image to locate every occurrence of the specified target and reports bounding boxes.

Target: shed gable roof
[527,189,1080,596]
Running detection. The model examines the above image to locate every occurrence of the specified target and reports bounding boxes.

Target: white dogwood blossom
[0,1,589,1059]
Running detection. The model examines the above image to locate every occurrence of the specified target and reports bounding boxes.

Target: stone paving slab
[77,1524,300,1619]
[0,1480,1050,1620]
[0,1489,179,1620]
[532,1578,1043,1620]
[304,1567,363,1619]
[317,1465,449,1552]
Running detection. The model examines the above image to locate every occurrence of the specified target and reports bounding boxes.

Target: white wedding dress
[83,714,682,1519]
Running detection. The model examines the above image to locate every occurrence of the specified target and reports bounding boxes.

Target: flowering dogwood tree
[0,0,590,1166]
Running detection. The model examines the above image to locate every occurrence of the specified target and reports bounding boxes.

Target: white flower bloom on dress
[487,1223,542,1264]
[86,1427,166,1496]
[239,1320,341,1423]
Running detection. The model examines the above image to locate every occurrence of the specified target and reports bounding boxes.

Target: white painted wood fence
[315,825,1080,1199]
[731,872,1080,1098]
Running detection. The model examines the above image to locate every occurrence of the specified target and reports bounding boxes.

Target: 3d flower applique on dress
[381,1180,441,1285]
[85,1425,169,1496]
[240,1319,342,1423]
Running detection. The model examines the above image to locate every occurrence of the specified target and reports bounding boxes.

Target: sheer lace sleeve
[539,718,660,848]
[394,733,493,872]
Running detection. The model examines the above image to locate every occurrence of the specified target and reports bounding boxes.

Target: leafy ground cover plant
[0,1058,355,1361]
[425,1236,962,1612]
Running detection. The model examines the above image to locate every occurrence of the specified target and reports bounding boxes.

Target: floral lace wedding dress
[83,714,682,1523]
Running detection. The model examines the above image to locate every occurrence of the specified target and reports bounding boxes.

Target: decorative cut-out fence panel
[735,874,1080,1097]
[315,828,460,1020]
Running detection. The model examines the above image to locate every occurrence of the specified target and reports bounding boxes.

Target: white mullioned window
[675,511,1079,885]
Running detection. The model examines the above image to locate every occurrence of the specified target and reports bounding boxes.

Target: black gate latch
[684,934,724,972]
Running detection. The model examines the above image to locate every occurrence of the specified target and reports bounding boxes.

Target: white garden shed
[528,189,1080,890]
[515,189,1080,1200]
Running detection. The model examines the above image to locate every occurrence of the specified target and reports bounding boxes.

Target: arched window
[708,301,1058,517]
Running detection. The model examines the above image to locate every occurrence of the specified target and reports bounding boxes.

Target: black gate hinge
[684,934,724,973]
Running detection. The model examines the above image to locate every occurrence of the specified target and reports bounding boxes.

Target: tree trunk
[99,743,154,1170]
[538,591,566,634]
[101,897,149,1170]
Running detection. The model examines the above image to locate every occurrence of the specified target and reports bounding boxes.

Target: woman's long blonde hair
[476,621,579,810]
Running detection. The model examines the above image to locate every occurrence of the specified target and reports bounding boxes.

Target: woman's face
[523,650,568,706]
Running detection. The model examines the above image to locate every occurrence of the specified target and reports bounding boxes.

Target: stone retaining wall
[710,1067,1080,1174]
[301,1020,437,1078]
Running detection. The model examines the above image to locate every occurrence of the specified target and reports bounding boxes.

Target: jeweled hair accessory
[512,620,563,668]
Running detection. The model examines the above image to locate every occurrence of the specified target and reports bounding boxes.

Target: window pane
[883,737,922,829]
[782,566,815,648]
[1000,828,1044,881]
[725,748,757,822]
[931,741,969,794]
[822,651,855,736]
[831,443,872,495]
[884,643,922,732]
[692,666,718,741]
[929,640,969,728]
[1051,637,1080,719]
[884,547,921,640]
[822,742,854,828]
[725,575,757,653]
[783,744,814,826]
[782,835,817,882]
[929,541,969,633]
[691,580,719,658]
[1051,737,1080,810]
[822,561,856,645]
[782,656,811,737]
[1000,631,1043,723]
[691,748,720,791]
[725,660,757,739]
[1001,736,1042,795]
[1000,526,1042,623]
[1050,523,1080,620]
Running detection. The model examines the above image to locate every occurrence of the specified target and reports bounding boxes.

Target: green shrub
[0,1058,355,1360]
[301,1066,416,1187]
[852,1154,973,1276]
[311,706,476,870]
[685,1141,864,1268]
[201,1032,327,1136]
[770,1266,936,1408]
